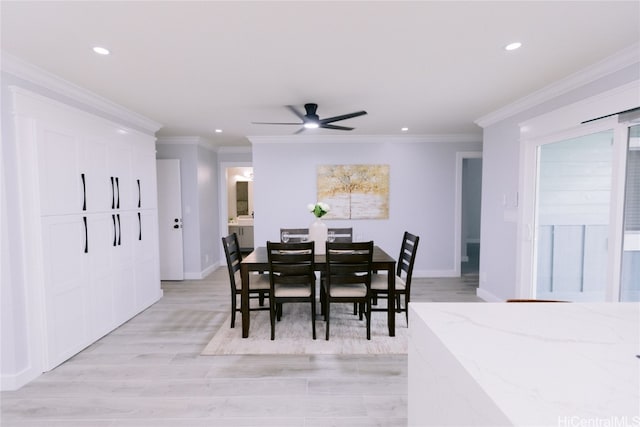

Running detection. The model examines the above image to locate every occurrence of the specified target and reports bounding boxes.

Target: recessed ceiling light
[92,46,110,55]
[401,127,409,132]
[215,129,223,133]
[504,42,522,51]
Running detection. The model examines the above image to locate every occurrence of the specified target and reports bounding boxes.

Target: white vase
[309,217,328,254]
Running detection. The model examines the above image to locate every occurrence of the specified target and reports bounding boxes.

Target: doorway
[218,163,254,261]
[461,158,482,275]
[455,152,482,276]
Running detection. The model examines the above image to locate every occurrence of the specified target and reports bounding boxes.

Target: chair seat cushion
[274,283,312,297]
[327,283,367,298]
[370,273,406,291]
[234,271,270,290]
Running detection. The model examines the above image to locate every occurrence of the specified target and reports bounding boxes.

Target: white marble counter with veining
[408,302,640,426]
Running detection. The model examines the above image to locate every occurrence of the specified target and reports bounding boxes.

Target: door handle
[83,216,88,253]
[138,212,142,240]
[112,214,117,246]
[137,179,141,208]
[81,173,86,211]
[110,177,115,209]
[115,177,120,209]
[117,214,121,246]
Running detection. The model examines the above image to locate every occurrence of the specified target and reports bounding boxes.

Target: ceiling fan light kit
[253,103,367,133]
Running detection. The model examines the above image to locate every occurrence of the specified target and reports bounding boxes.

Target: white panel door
[133,210,161,307]
[36,127,83,215]
[132,141,158,210]
[156,159,184,280]
[41,215,89,368]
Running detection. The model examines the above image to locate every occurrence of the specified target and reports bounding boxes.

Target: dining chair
[222,233,270,328]
[328,227,353,242]
[279,228,309,243]
[370,231,419,326]
[266,241,317,340]
[321,241,374,340]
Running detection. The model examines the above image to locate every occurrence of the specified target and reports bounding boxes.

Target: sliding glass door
[534,130,614,301]
[620,124,640,301]
[524,118,639,302]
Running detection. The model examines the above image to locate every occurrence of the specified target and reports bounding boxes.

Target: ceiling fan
[252,103,367,134]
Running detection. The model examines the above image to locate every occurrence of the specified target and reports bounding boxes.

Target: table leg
[241,264,250,338]
[388,263,396,337]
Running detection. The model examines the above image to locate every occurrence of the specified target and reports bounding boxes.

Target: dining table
[239,245,397,338]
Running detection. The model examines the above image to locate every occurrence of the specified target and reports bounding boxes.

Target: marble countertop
[409,302,640,426]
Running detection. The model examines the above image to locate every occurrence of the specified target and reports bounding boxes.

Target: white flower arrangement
[308,202,330,218]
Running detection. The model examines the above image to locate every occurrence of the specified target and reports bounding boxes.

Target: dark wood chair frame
[266,241,317,340]
[222,233,269,328]
[321,241,374,340]
[328,227,353,243]
[371,231,419,325]
[279,228,309,243]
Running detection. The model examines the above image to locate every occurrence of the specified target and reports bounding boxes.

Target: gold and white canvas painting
[317,164,389,219]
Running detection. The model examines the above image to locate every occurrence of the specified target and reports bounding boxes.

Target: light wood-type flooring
[1,266,482,426]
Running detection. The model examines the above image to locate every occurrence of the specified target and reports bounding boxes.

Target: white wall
[197,145,219,273]
[251,135,482,276]
[477,62,640,301]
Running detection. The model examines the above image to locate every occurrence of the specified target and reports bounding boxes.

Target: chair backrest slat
[222,233,242,273]
[267,241,315,286]
[328,227,353,243]
[397,232,419,289]
[280,228,309,243]
[325,241,374,290]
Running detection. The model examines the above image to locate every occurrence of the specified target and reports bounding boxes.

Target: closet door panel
[81,138,111,213]
[37,127,82,216]
[132,141,158,210]
[136,258,160,309]
[41,216,89,367]
[107,141,134,211]
[85,214,116,337]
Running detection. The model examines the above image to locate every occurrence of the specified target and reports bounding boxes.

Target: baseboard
[1,365,41,391]
[476,287,502,302]
[184,262,220,280]
[413,269,459,278]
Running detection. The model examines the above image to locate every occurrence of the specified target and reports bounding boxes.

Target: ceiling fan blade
[286,105,307,121]
[293,127,306,135]
[320,124,354,131]
[320,110,367,124]
[251,122,302,125]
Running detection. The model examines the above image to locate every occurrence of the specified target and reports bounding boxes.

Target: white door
[156,159,184,280]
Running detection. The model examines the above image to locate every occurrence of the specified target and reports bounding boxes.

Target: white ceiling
[2,1,639,147]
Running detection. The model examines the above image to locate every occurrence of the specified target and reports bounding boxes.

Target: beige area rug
[202,303,408,355]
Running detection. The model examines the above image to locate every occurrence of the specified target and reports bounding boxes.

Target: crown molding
[475,43,640,128]
[217,146,252,154]
[1,51,162,133]
[247,133,481,145]
[156,136,216,151]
